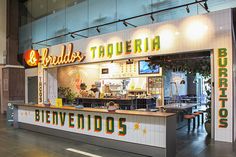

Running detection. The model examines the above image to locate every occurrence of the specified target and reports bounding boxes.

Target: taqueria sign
[90,36,160,59]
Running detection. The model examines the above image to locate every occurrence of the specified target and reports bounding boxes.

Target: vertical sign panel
[215,47,233,142]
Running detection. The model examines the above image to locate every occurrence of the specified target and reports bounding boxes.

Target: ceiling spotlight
[96,27,100,33]
[150,14,155,22]
[123,21,128,27]
[199,1,209,13]
[122,20,137,28]
[70,34,75,38]
[186,5,190,13]
[204,2,208,10]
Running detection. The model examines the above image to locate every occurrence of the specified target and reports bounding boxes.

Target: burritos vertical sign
[217,48,229,128]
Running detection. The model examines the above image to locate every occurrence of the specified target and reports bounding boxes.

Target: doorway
[28,76,38,104]
[149,50,213,155]
[149,50,213,129]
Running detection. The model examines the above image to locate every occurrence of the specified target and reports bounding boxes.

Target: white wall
[233,21,236,142]
[47,68,58,105]
[234,46,236,142]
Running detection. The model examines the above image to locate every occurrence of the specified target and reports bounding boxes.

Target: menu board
[100,60,162,79]
[100,61,139,79]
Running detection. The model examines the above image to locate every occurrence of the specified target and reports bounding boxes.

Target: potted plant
[58,87,77,105]
[204,78,211,134]
[205,107,211,134]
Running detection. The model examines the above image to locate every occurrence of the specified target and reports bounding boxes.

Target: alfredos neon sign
[24,43,85,67]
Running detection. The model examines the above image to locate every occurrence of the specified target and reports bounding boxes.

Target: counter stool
[184,114,195,131]
[196,111,204,124]
[193,112,201,127]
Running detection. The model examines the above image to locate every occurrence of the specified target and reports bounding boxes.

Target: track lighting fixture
[199,0,209,12]
[186,5,190,13]
[96,27,100,33]
[204,2,208,10]
[70,33,88,38]
[122,20,137,28]
[123,21,128,27]
[32,0,209,45]
[150,14,155,22]
[70,34,75,38]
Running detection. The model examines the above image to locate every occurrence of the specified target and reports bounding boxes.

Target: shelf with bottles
[147,76,164,106]
[127,89,147,93]
[148,88,161,95]
[127,90,147,99]
[147,77,163,94]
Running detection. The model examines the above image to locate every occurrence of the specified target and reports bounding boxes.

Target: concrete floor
[0,115,235,157]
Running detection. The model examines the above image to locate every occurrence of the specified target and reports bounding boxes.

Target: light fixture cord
[151,0,153,23]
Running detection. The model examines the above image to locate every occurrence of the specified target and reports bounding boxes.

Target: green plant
[58,87,76,104]
[205,78,211,122]
[149,58,211,77]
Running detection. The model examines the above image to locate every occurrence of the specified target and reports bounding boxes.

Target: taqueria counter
[13,104,176,157]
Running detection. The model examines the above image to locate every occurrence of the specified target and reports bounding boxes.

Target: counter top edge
[13,104,176,117]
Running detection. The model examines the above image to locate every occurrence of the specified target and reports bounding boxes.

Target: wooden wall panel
[1,0,25,114]
[6,0,19,65]
[8,68,25,100]
[2,68,25,113]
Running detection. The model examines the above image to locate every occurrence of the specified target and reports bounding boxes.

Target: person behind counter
[90,84,99,93]
[78,83,95,97]
[90,84,100,98]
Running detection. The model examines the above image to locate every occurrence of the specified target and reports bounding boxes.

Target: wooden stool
[197,111,204,124]
[198,110,205,124]
[193,112,201,127]
[184,115,196,131]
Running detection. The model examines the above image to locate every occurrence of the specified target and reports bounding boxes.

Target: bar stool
[197,110,205,124]
[193,112,201,127]
[184,114,195,131]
